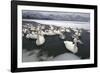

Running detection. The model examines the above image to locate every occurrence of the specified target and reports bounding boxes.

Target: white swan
[26,33,31,38]
[50,25,54,30]
[30,27,36,31]
[36,35,45,46]
[57,28,66,39]
[66,28,71,32]
[60,29,65,32]
[36,30,45,46]
[64,40,78,53]
[78,30,82,36]
[23,28,28,34]
[53,30,61,35]
[31,32,38,39]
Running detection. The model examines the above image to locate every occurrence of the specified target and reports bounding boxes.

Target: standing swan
[36,26,45,46]
[58,28,66,40]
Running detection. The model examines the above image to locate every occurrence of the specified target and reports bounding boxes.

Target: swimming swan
[36,35,45,46]
[64,41,78,53]
[66,28,71,32]
[36,30,45,46]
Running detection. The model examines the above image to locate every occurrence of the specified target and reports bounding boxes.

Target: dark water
[22,30,90,59]
[76,30,90,59]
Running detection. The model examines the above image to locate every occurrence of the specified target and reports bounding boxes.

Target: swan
[41,26,45,30]
[60,29,65,32]
[23,28,28,34]
[36,30,45,46]
[73,29,82,38]
[78,30,82,36]
[54,30,61,35]
[64,40,78,53]
[44,25,56,35]
[26,33,31,39]
[66,28,71,32]
[31,32,38,39]
[50,25,54,30]
[36,35,45,46]
[30,26,36,31]
[58,28,66,39]
[72,28,78,32]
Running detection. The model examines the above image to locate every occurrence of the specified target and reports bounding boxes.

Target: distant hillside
[22,10,90,22]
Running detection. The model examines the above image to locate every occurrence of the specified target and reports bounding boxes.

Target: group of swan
[23,24,83,54]
[26,32,38,39]
[22,25,46,46]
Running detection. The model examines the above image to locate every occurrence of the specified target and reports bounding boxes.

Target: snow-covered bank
[23,19,90,30]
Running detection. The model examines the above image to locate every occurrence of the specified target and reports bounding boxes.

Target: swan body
[36,35,45,46]
[66,29,71,32]
[26,34,31,38]
[23,28,28,34]
[64,41,78,53]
